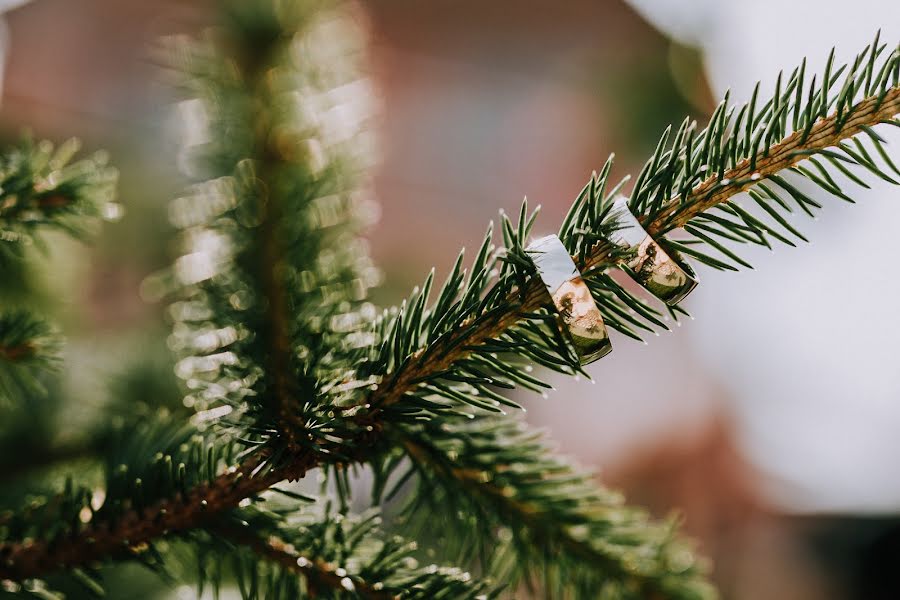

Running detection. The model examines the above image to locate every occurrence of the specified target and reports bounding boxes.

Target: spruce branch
[0,137,117,403]
[255,158,302,450]
[207,505,496,599]
[0,442,290,581]
[165,0,377,459]
[0,0,379,584]
[0,310,60,403]
[356,82,900,417]
[378,419,712,599]
[0,412,376,584]
[0,310,58,366]
[3,22,898,600]
[348,37,900,424]
[650,86,900,235]
[0,138,118,255]
[0,420,492,598]
[337,36,900,597]
[212,524,396,600]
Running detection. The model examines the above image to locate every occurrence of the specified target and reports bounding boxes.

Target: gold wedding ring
[526,235,612,365]
[607,195,697,305]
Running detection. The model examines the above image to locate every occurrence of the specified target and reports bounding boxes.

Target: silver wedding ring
[527,234,611,365]
[607,195,697,305]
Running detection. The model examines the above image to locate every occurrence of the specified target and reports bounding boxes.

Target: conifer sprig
[0,138,118,255]
[0,419,289,583]
[377,418,714,599]
[205,505,497,599]
[0,310,58,367]
[2,10,899,600]
[164,0,378,466]
[349,37,900,423]
[0,309,60,404]
[0,418,494,597]
[0,137,117,405]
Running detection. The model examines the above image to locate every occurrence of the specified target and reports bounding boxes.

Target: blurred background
[1,0,899,598]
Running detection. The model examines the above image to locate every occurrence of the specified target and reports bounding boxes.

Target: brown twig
[0,453,311,580]
[256,157,305,449]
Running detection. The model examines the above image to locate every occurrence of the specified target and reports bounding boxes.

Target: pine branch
[0,456,493,597]
[0,414,373,583]
[363,85,900,410]
[650,86,900,235]
[0,451,287,581]
[255,160,302,449]
[207,505,496,599]
[379,418,712,599]
[349,40,900,424]
[0,310,57,366]
[213,523,396,599]
[0,310,60,403]
[0,137,116,401]
[227,29,309,455]
[1,0,379,582]
[0,138,118,255]
[165,0,377,457]
[4,28,898,597]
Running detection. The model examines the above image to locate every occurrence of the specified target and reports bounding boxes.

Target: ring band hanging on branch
[526,234,612,365]
[606,195,698,305]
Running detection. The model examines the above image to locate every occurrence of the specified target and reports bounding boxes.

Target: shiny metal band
[607,195,698,305]
[527,234,611,365]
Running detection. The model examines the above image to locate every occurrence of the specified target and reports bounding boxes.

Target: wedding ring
[526,234,611,365]
[607,195,697,305]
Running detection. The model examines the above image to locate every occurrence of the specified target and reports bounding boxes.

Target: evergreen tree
[1,1,898,598]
